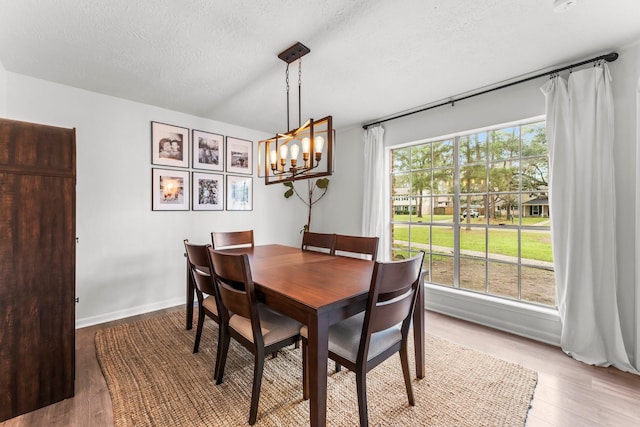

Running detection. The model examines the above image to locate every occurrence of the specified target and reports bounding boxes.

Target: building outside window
[390,119,555,307]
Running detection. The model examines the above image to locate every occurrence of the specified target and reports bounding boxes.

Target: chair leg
[193,304,205,353]
[215,328,231,385]
[302,338,309,400]
[355,369,369,427]
[248,350,265,425]
[400,340,415,405]
[213,321,223,380]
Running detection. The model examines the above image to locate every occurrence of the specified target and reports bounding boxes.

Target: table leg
[413,272,426,378]
[307,312,329,427]
[186,258,194,330]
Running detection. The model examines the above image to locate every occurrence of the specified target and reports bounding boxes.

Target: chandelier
[258,42,334,185]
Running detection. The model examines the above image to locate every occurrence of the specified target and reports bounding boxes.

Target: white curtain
[542,63,636,373]
[636,75,640,372]
[362,125,387,260]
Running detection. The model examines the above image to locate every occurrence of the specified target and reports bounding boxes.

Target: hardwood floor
[2,307,638,426]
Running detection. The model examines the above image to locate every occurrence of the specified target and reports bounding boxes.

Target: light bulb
[314,136,324,154]
[279,144,288,159]
[290,144,299,160]
[302,137,310,154]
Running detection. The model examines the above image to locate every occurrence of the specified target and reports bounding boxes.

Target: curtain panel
[542,63,637,373]
[362,125,387,260]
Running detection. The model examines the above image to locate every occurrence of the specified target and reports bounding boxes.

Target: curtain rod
[362,52,619,130]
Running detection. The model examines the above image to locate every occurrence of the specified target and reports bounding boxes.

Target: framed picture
[226,136,252,175]
[192,172,224,211]
[226,175,253,211]
[152,168,190,211]
[151,121,189,168]
[192,129,223,171]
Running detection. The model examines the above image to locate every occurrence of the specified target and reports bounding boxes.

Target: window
[390,119,555,307]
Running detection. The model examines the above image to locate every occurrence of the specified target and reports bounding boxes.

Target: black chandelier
[258,42,334,185]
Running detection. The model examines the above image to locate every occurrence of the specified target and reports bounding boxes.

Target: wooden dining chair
[208,248,302,425]
[183,240,221,357]
[301,231,335,253]
[301,252,425,427]
[211,230,254,249]
[332,234,379,260]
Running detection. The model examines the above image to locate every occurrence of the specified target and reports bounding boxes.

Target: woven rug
[95,310,537,426]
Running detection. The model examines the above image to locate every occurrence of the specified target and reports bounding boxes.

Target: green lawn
[392,224,553,262]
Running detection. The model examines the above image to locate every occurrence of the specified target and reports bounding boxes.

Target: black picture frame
[152,121,189,168]
[226,175,253,211]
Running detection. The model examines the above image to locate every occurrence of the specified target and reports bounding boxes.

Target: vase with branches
[283,178,330,233]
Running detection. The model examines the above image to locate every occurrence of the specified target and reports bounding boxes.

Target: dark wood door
[0,118,76,422]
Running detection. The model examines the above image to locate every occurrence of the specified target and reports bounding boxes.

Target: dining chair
[183,240,221,356]
[330,234,380,372]
[301,252,425,427]
[208,248,302,426]
[332,234,379,260]
[301,231,335,253]
[211,230,254,249]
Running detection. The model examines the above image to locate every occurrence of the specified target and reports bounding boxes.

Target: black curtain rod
[362,52,619,130]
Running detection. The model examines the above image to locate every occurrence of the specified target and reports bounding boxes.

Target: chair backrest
[207,248,263,344]
[211,230,254,249]
[332,234,379,260]
[359,252,425,359]
[301,231,335,253]
[184,240,216,296]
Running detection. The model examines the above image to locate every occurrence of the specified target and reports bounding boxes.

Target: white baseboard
[75,297,184,329]
[424,284,562,346]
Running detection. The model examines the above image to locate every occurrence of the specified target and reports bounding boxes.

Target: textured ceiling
[1,0,640,133]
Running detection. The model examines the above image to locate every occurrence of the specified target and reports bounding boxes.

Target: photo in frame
[226,175,253,211]
[152,168,190,211]
[192,129,223,171]
[226,136,252,175]
[192,172,224,211]
[151,121,189,168]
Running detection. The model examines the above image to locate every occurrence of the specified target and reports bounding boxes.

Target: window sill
[424,283,561,346]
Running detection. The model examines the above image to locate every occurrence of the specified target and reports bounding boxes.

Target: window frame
[388,116,554,308]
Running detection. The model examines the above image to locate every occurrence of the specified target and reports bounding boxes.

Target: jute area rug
[95,310,537,426]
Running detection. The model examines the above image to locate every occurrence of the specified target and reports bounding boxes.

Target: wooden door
[0,118,76,422]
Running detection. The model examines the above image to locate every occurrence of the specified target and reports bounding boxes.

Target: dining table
[185,244,425,427]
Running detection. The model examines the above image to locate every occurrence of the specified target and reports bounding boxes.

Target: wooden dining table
[185,244,425,427]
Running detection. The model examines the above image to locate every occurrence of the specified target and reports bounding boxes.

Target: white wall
[319,44,640,369]
[4,73,308,327]
[312,125,366,235]
[613,41,640,371]
[0,60,6,116]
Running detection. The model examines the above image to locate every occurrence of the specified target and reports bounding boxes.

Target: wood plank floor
[2,307,639,426]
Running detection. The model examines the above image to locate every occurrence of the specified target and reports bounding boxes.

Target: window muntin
[390,119,555,307]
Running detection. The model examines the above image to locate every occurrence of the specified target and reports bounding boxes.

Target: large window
[390,119,555,307]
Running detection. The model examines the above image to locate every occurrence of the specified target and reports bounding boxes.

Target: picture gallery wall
[150,121,253,212]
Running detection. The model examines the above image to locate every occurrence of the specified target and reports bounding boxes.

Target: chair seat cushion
[229,303,301,346]
[202,295,218,316]
[301,313,401,363]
